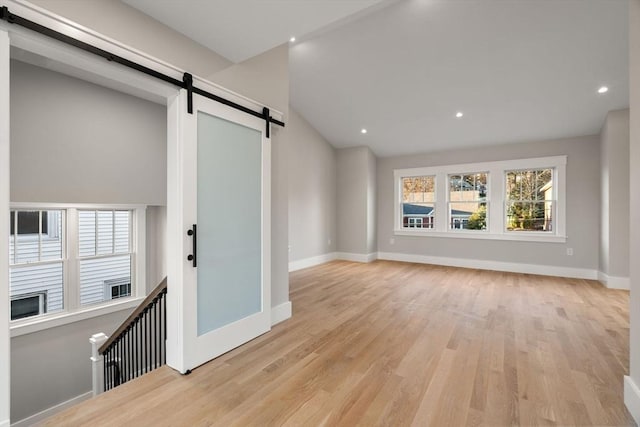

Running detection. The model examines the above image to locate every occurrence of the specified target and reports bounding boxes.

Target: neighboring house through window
[394,156,566,242]
[401,175,436,229]
[8,205,145,325]
[448,173,488,230]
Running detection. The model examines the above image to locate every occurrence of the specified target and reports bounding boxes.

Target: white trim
[377,252,597,280]
[625,376,640,426]
[10,391,92,427]
[271,301,292,326]
[394,155,567,241]
[10,297,143,337]
[289,253,337,272]
[8,205,146,334]
[10,202,145,210]
[336,252,378,263]
[598,271,630,290]
[394,230,566,243]
[0,420,8,427]
[4,0,283,122]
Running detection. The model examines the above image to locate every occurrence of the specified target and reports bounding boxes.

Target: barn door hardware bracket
[183,73,194,114]
[0,5,285,137]
[263,107,271,138]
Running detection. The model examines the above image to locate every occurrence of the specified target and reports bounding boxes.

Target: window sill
[10,296,145,338]
[394,229,567,243]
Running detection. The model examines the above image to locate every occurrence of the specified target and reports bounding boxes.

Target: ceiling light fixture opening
[289,37,296,43]
[455,112,464,118]
[598,86,609,94]
[361,128,368,134]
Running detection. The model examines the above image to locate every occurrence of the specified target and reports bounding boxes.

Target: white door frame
[166,91,271,373]
[0,1,282,421]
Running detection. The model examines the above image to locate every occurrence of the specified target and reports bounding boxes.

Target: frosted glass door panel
[197,111,262,336]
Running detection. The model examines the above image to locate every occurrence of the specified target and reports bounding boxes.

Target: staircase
[91,278,167,394]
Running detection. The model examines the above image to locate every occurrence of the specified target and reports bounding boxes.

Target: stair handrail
[98,277,167,354]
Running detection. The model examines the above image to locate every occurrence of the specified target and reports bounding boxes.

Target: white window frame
[399,174,437,230]
[394,155,567,242]
[104,277,132,300]
[447,172,489,233]
[408,217,423,228]
[9,203,146,337]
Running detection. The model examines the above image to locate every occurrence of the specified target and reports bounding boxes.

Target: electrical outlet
[566,248,573,256]
[390,238,395,245]
[328,238,331,246]
[288,245,291,253]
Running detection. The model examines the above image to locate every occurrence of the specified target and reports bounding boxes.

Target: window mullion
[111,209,116,256]
[38,210,42,261]
[11,210,16,265]
[435,172,447,232]
[489,168,503,234]
[66,208,79,311]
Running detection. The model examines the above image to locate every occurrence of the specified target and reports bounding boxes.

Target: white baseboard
[597,271,630,290]
[625,376,640,425]
[336,252,378,263]
[11,391,92,427]
[289,252,337,272]
[377,252,598,280]
[271,301,292,326]
[1,419,9,427]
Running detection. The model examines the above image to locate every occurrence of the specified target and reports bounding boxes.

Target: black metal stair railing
[99,278,167,391]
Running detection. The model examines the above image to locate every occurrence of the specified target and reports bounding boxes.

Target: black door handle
[187,224,197,267]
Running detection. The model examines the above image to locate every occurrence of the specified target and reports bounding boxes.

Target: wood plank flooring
[40,260,634,426]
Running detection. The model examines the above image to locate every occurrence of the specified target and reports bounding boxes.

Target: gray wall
[336,146,377,256]
[366,148,377,254]
[599,109,630,278]
[10,310,129,422]
[10,60,167,205]
[629,0,640,412]
[146,206,167,293]
[10,61,168,422]
[288,108,337,262]
[377,135,600,270]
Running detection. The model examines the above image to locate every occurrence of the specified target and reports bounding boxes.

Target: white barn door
[167,89,271,373]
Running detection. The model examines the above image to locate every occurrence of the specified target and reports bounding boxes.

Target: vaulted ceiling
[124,0,629,157]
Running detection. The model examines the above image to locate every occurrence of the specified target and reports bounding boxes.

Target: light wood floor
[40,260,634,426]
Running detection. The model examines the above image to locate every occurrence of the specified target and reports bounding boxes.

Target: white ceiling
[122,0,389,63]
[124,0,629,157]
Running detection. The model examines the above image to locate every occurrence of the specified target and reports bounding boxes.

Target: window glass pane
[9,262,64,319]
[79,254,131,306]
[11,295,44,321]
[15,234,40,264]
[13,211,40,264]
[96,211,114,255]
[402,176,435,229]
[78,211,96,257]
[41,210,63,261]
[449,173,488,230]
[505,168,553,232]
[114,211,130,254]
[12,211,41,235]
[506,201,553,231]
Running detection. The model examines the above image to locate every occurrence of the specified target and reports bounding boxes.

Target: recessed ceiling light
[289,37,296,43]
[455,112,464,118]
[361,128,367,134]
[598,86,609,94]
